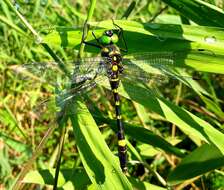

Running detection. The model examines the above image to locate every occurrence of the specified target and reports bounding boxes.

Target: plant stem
[4,0,71,77]
[78,0,97,58]
[4,0,42,43]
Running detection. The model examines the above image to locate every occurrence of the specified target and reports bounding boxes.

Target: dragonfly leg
[82,41,101,49]
[81,29,102,49]
[111,19,128,53]
[81,20,102,49]
[84,30,105,49]
[91,31,101,45]
[82,30,106,49]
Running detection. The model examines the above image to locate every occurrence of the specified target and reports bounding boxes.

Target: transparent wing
[121,51,199,84]
[27,78,108,122]
[29,72,109,119]
[11,56,106,85]
[10,56,110,118]
[12,51,201,118]
[123,51,175,65]
[11,51,198,88]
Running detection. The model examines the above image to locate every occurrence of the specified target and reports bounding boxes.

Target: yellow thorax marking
[102,47,109,53]
[109,50,119,56]
[112,56,117,61]
[118,139,126,147]
[112,65,118,71]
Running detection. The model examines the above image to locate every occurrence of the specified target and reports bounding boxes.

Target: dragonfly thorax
[101,44,123,78]
[101,44,122,64]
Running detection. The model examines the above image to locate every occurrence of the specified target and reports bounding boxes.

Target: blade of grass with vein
[98,80,224,154]
[45,20,224,51]
[43,20,224,73]
[121,1,136,19]
[0,15,26,36]
[12,122,57,190]
[99,118,186,158]
[167,143,224,185]
[161,0,224,27]
[69,100,132,189]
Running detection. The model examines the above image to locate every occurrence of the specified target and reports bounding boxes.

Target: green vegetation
[1,0,224,189]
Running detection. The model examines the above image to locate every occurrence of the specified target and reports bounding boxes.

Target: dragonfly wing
[10,56,107,87]
[31,71,109,119]
[10,55,111,118]
[123,52,174,67]
[122,52,198,84]
[10,61,71,88]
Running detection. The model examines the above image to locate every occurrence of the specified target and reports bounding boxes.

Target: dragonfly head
[99,30,118,45]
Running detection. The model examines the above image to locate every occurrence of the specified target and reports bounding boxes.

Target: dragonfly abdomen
[110,73,127,172]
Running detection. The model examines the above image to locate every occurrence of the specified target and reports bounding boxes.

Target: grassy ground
[1,0,224,189]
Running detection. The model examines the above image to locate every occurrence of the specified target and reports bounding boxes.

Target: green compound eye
[111,34,118,43]
[99,35,111,44]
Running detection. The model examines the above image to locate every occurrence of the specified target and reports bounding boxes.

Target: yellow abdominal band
[115,101,120,105]
[117,115,122,119]
[110,78,119,81]
[118,139,126,147]
[113,89,118,93]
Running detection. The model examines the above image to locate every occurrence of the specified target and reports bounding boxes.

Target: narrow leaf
[168,143,224,185]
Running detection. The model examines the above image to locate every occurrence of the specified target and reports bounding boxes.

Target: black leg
[112,19,128,53]
[118,28,128,53]
[81,25,102,49]
[91,31,102,46]
[83,41,101,49]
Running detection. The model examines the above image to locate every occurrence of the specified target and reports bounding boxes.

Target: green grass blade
[0,132,31,154]
[78,0,96,58]
[99,80,224,155]
[129,177,167,190]
[22,168,92,189]
[43,20,224,73]
[69,100,132,190]
[167,143,224,185]
[104,119,186,158]
[45,20,224,51]
[0,15,26,36]
[161,0,224,27]
[22,169,66,188]
[121,1,136,19]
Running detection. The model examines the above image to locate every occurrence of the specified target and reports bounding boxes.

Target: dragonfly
[12,22,202,189]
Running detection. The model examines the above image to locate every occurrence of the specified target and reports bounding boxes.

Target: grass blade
[69,99,132,189]
[167,143,224,185]
[161,0,224,27]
